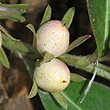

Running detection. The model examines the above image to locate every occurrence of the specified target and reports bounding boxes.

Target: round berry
[34,58,70,92]
[36,20,69,57]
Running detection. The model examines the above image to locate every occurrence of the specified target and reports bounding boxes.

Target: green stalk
[59,53,110,80]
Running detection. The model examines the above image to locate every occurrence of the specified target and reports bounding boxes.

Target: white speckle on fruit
[36,20,69,57]
[34,58,70,92]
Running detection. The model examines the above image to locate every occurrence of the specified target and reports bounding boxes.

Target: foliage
[0,1,110,110]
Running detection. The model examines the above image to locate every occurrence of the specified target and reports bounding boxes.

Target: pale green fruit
[34,58,70,92]
[36,20,69,57]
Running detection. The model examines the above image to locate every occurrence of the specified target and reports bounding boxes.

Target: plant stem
[59,53,110,80]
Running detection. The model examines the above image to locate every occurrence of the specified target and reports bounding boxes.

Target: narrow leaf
[70,73,86,82]
[0,4,30,22]
[2,33,36,54]
[0,30,2,48]
[51,92,67,109]
[26,24,36,36]
[0,47,10,68]
[36,51,54,67]
[28,78,38,98]
[26,24,37,50]
[0,25,19,41]
[62,7,75,29]
[0,4,30,13]
[43,51,54,63]
[66,35,91,53]
[38,89,65,110]
[40,4,52,26]
[86,0,110,57]
[0,10,26,22]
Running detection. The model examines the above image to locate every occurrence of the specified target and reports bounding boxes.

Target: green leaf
[86,0,110,58]
[28,78,38,98]
[0,11,26,22]
[0,30,2,48]
[38,80,110,110]
[2,33,36,54]
[62,7,75,29]
[51,92,67,109]
[0,4,30,12]
[43,51,54,62]
[59,53,110,80]
[66,35,91,53]
[38,89,64,110]
[36,51,54,67]
[0,25,19,41]
[0,4,30,22]
[26,24,37,50]
[0,47,10,68]
[70,73,86,82]
[40,4,52,26]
